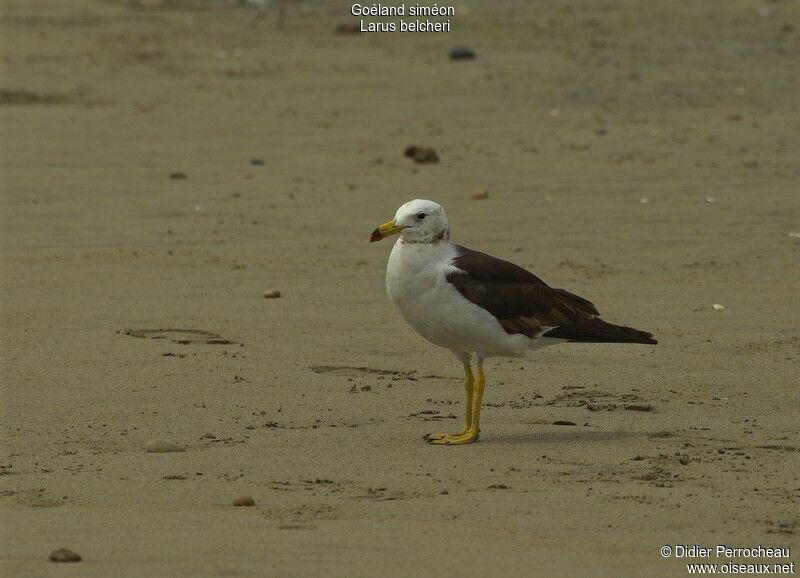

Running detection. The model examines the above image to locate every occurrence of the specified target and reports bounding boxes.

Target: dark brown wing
[543,317,657,344]
[447,245,599,338]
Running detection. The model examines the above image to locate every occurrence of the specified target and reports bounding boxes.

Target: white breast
[385,240,532,358]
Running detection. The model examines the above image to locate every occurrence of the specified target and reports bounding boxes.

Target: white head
[370,199,449,244]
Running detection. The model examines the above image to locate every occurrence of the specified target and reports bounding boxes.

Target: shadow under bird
[370,199,657,445]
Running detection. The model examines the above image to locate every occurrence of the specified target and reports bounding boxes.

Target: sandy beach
[1,0,798,576]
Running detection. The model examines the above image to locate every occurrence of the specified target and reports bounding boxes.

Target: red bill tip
[369,228,382,242]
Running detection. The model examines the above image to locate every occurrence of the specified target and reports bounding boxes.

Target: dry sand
[1,0,799,576]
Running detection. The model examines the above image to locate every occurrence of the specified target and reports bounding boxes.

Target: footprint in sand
[123,328,237,345]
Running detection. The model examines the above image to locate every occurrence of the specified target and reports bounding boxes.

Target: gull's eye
[416,212,426,220]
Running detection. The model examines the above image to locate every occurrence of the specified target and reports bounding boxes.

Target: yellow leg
[424,363,473,442]
[426,363,484,445]
[471,364,485,435]
[464,366,474,432]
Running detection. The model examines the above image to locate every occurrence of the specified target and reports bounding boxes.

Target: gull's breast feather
[385,240,532,356]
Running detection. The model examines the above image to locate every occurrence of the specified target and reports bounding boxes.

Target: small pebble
[640,197,649,204]
[50,548,81,563]
[624,404,654,412]
[705,196,716,203]
[712,304,725,310]
[449,46,476,60]
[264,290,282,299]
[404,145,439,164]
[470,191,489,200]
[553,420,577,426]
[233,495,255,507]
[250,158,265,166]
[144,439,186,453]
[169,172,187,180]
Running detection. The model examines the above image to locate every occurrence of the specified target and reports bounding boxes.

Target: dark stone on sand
[169,172,187,180]
[624,404,654,412]
[449,47,476,60]
[50,548,81,563]
[553,420,577,426]
[250,158,265,166]
[233,495,255,507]
[404,146,439,164]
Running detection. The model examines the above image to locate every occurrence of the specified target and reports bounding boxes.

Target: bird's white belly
[385,241,530,357]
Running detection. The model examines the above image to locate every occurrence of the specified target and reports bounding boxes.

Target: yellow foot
[423,429,465,442]
[424,430,479,445]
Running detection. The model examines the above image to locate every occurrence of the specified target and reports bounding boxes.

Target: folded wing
[447,245,656,345]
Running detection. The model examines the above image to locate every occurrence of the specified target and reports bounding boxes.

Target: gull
[370,199,657,445]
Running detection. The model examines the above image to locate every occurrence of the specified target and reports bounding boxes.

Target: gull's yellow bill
[369,219,404,242]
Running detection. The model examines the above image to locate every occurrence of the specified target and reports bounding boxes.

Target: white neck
[398,227,450,245]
